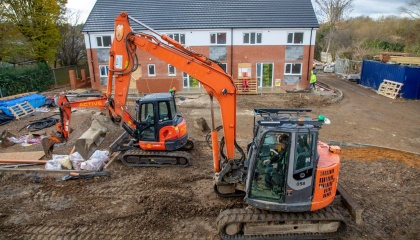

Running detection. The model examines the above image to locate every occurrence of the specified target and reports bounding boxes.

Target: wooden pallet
[234,78,258,95]
[377,79,403,99]
[7,101,36,119]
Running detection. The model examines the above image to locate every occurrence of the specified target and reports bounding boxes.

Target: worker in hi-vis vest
[309,67,317,90]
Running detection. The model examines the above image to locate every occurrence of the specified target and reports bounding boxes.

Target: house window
[243,32,262,44]
[99,65,109,77]
[96,36,112,47]
[99,65,109,85]
[287,32,304,44]
[183,72,201,88]
[168,64,176,76]
[148,64,156,76]
[167,33,185,44]
[285,63,302,75]
[210,33,226,44]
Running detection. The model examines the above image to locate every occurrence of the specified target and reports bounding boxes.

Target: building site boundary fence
[0,64,90,98]
[335,55,363,77]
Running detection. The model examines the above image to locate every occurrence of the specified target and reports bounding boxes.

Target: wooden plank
[0,151,45,161]
[0,92,38,101]
[389,56,420,65]
[337,183,364,225]
[0,159,47,164]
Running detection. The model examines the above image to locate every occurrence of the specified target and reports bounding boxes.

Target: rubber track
[217,207,346,240]
[121,148,190,167]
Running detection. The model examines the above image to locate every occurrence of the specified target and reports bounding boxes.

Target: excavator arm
[110,12,239,172]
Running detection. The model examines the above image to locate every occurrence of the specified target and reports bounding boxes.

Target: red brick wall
[86,44,315,92]
[136,78,181,94]
[85,48,104,91]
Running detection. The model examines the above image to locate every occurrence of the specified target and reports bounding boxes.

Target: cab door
[285,132,316,204]
[139,102,157,141]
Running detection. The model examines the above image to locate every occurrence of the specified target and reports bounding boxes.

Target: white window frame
[256,63,274,87]
[182,72,189,87]
[182,72,201,88]
[168,64,176,76]
[287,32,304,45]
[96,35,112,48]
[99,65,109,77]
[243,32,262,44]
[167,33,185,44]
[148,64,156,77]
[284,63,302,75]
[210,32,227,45]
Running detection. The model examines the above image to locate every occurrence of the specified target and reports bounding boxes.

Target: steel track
[121,148,190,167]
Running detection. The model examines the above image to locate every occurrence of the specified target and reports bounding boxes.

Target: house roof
[82,0,319,33]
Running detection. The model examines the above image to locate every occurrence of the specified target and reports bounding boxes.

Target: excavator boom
[110,12,239,170]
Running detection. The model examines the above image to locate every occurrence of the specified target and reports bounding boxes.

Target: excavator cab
[246,127,318,212]
[133,92,190,151]
[244,109,338,212]
[118,92,193,167]
[217,109,345,238]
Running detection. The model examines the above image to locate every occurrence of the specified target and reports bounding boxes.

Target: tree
[314,0,355,60]
[1,0,67,63]
[400,0,420,19]
[56,23,86,67]
[55,10,87,67]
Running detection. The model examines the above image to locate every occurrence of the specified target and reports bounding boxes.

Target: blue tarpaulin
[0,93,46,116]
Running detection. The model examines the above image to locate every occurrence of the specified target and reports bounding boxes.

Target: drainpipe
[87,32,96,82]
[230,28,233,76]
[307,27,314,81]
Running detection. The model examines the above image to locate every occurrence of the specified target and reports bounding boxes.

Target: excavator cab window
[295,133,313,173]
[140,102,156,140]
[250,131,289,203]
[158,101,171,121]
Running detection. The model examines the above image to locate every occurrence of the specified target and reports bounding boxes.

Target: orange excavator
[45,17,194,166]
[104,12,347,239]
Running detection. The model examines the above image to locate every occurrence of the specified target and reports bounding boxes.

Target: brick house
[82,0,319,93]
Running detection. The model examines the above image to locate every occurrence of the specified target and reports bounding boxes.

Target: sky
[66,0,411,23]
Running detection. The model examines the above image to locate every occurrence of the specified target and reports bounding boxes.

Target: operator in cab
[263,134,289,190]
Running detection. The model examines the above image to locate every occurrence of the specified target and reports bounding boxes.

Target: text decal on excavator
[78,101,104,107]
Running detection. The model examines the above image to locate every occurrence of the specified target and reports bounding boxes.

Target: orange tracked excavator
[43,19,194,166]
[103,12,348,239]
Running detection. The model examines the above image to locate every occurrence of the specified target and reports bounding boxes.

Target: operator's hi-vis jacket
[310,70,317,84]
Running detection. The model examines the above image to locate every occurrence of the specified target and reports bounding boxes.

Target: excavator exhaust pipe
[75,116,108,160]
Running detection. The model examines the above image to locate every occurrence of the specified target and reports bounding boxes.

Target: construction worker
[309,67,317,91]
[263,134,289,190]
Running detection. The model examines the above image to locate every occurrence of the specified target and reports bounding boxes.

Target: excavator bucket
[74,117,108,160]
[42,135,62,157]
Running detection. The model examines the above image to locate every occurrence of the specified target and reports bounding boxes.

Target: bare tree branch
[399,0,420,19]
[314,0,355,60]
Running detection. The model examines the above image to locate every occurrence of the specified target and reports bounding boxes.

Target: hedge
[0,63,54,97]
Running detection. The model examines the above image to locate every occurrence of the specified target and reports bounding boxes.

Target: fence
[51,64,90,88]
[335,55,363,76]
[0,63,90,98]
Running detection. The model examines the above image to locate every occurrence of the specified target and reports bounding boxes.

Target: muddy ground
[0,73,419,240]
